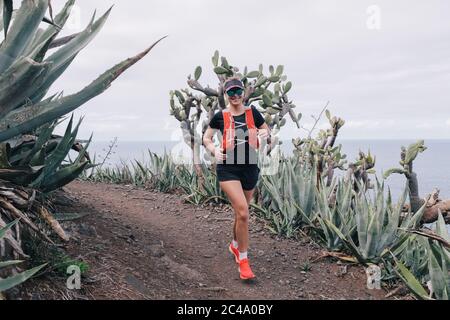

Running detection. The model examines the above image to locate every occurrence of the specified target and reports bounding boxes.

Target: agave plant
[393,214,449,300]
[2,115,91,192]
[253,156,316,237]
[0,220,47,296]
[314,177,356,251]
[325,180,426,265]
[0,0,162,187]
[0,0,164,144]
[386,234,429,281]
[145,151,178,193]
[0,0,163,278]
[176,163,226,205]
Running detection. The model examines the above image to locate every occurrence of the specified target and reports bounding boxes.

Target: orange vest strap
[222,107,259,152]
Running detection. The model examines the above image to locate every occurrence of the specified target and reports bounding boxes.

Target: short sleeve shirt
[208,105,265,165]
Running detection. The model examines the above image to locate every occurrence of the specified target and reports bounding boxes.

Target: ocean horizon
[85,139,450,201]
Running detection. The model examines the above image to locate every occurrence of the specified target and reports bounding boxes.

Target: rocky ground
[14,180,399,300]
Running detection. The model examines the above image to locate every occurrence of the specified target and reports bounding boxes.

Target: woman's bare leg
[231,188,256,243]
[220,181,250,252]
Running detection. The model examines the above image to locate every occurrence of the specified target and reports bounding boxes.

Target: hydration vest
[222,106,260,152]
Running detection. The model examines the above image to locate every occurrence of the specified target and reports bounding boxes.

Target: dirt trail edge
[20,181,388,300]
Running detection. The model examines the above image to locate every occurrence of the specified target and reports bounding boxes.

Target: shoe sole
[228,246,239,264]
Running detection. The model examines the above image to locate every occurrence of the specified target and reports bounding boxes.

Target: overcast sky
[50,0,450,141]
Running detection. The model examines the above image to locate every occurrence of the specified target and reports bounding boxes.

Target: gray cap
[224,78,244,92]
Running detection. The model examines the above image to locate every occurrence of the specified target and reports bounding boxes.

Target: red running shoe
[238,258,255,280]
[229,242,240,264]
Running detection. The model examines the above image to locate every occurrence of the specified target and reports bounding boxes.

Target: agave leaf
[0,219,19,239]
[0,0,48,73]
[435,210,450,241]
[27,55,77,104]
[0,37,165,143]
[44,8,108,74]
[41,160,89,192]
[0,263,47,292]
[323,218,367,265]
[393,258,430,300]
[427,242,448,300]
[26,0,75,55]
[355,193,368,255]
[2,0,12,37]
[29,115,79,187]
[0,57,52,117]
[19,121,56,166]
[22,8,108,105]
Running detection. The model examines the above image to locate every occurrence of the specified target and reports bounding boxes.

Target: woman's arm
[257,123,271,142]
[203,126,226,161]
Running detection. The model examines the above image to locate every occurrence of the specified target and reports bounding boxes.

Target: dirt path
[19,181,388,300]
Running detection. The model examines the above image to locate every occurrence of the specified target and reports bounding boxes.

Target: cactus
[347,150,376,192]
[292,108,347,188]
[384,141,450,224]
[170,50,301,191]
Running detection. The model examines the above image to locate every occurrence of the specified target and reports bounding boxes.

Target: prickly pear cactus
[170,50,302,161]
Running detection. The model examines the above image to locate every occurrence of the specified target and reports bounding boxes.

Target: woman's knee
[234,203,249,222]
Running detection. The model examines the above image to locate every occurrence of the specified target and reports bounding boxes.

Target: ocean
[87,139,450,201]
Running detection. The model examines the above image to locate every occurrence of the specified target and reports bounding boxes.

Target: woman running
[203,77,271,280]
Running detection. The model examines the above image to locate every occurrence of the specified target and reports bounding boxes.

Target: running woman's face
[226,88,244,106]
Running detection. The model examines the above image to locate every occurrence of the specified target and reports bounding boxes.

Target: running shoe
[238,258,255,280]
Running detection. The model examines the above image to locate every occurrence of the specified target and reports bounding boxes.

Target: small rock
[147,244,165,258]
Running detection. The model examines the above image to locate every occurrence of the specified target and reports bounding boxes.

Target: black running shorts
[216,164,260,191]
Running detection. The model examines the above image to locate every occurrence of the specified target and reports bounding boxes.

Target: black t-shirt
[208,105,265,165]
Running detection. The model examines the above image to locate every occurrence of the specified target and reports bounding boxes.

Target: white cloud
[48,0,450,141]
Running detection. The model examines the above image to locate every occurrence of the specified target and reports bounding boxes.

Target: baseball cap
[224,78,244,92]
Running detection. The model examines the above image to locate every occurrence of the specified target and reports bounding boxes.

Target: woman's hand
[257,128,270,141]
[214,147,227,162]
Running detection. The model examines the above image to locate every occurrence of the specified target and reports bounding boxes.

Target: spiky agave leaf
[0,57,52,117]
[0,219,48,293]
[0,36,166,143]
[0,262,47,292]
[0,0,48,72]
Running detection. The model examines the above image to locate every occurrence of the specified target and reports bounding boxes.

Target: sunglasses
[226,88,244,97]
